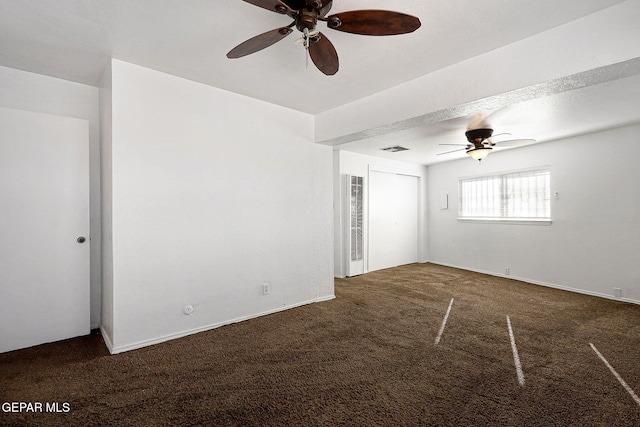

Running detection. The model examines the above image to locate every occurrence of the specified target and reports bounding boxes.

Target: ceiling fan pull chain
[303,28,310,68]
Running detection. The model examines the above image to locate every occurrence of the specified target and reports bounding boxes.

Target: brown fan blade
[227,26,293,59]
[325,10,421,36]
[242,0,295,17]
[308,32,339,75]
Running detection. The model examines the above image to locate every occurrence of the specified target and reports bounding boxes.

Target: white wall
[0,66,102,328]
[105,60,334,353]
[427,123,640,303]
[99,63,114,348]
[334,150,428,278]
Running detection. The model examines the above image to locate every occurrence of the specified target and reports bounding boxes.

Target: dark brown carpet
[2,263,640,426]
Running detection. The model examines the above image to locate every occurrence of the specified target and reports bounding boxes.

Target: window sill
[458,218,552,226]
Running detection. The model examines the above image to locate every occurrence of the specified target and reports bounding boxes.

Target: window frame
[457,166,552,226]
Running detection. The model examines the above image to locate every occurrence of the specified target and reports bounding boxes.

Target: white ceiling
[1,0,639,164]
[337,71,640,164]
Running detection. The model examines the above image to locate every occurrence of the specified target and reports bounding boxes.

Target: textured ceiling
[336,71,640,164]
[1,0,639,164]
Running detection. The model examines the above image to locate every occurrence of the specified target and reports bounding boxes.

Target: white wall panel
[106,60,334,353]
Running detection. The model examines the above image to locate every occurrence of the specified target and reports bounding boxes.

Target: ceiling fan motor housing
[466,128,493,148]
[465,128,493,141]
[296,9,318,32]
[283,0,332,16]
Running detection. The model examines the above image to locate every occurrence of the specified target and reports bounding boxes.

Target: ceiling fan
[438,127,536,162]
[227,0,421,75]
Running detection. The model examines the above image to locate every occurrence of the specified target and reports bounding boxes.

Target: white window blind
[459,168,551,221]
[350,175,363,261]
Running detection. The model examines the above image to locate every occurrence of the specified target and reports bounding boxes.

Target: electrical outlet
[262,283,270,295]
[505,267,510,275]
[614,287,622,298]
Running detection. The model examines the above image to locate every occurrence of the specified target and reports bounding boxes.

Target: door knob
[77,236,86,243]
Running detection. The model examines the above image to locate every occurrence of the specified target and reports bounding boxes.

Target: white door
[368,171,418,272]
[393,174,419,265]
[0,107,90,353]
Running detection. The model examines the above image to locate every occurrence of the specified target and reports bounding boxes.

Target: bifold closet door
[368,171,418,272]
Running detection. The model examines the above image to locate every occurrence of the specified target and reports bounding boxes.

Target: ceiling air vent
[381,145,409,152]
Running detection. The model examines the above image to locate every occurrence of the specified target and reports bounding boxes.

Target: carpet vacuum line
[590,343,640,406]
[435,298,454,345]
[507,315,525,387]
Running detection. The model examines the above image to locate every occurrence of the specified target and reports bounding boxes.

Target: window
[350,175,363,261]
[458,167,551,223]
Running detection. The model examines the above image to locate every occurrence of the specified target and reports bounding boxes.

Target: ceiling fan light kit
[227,0,421,75]
[467,147,492,162]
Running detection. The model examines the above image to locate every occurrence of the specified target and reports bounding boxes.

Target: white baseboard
[428,261,640,306]
[107,294,336,355]
[99,326,114,354]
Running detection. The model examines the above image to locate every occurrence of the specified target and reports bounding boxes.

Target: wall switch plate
[262,283,270,295]
[505,267,510,275]
[440,194,449,210]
